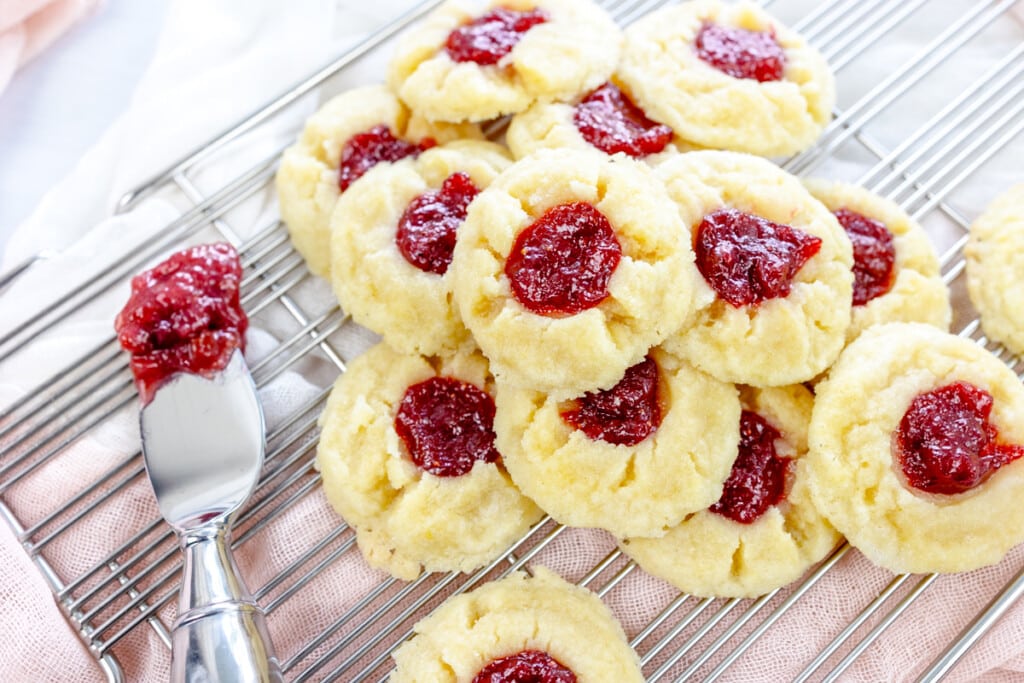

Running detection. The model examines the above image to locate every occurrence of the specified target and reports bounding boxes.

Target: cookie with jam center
[276,84,481,277]
[621,384,841,598]
[804,178,950,344]
[617,0,835,157]
[806,322,1024,574]
[329,140,511,356]
[451,148,700,396]
[506,79,695,163]
[495,346,740,538]
[659,151,853,387]
[389,567,644,682]
[388,0,621,123]
[316,341,542,580]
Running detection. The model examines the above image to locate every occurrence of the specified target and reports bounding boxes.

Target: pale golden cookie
[965,183,1024,355]
[807,323,1024,574]
[276,85,480,277]
[659,151,853,387]
[495,347,740,538]
[804,179,950,343]
[387,0,621,123]
[316,342,542,580]
[505,80,691,163]
[618,0,835,157]
[389,567,644,682]
[451,148,700,396]
[621,385,841,598]
[330,141,512,356]
[802,180,946,344]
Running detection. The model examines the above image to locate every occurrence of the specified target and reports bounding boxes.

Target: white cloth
[1,1,1023,682]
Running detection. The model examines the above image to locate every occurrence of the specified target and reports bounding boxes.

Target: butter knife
[140,349,282,683]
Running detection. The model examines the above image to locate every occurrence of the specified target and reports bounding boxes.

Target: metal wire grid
[0,0,1022,680]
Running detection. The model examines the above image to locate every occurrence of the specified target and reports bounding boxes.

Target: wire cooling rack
[1,0,1023,680]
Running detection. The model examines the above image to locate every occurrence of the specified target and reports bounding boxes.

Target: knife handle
[171,522,282,683]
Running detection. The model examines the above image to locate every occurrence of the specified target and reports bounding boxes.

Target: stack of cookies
[274,0,1024,677]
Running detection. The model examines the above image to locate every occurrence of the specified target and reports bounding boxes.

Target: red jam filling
[710,410,791,524]
[695,208,822,307]
[445,7,550,65]
[396,172,480,275]
[561,356,662,446]
[394,376,500,477]
[115,243,248,405]
[833,208,896,306]
[338,125,434,193]
[694,22,786,82]
[473,650,577,683]
[895,381,1024,495]
[505,202,621,316]
[572,82,674,157]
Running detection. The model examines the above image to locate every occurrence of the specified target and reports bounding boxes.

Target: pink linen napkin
[0,0,103,95]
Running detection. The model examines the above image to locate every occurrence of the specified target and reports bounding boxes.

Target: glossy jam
[694,22,786,82]
[505,202,621,315]
[338,125,434,192]
[396,172,480,275]
[115,243,248,405]
[895,381,1024,495]
[473,650,577,683]
[445,7,549,65]
[695,208,822,307]
[710,410,791,524]
[572,82,674,157]
[561,356,662,446]
[833,208,896,306]
[394,376,500,477]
